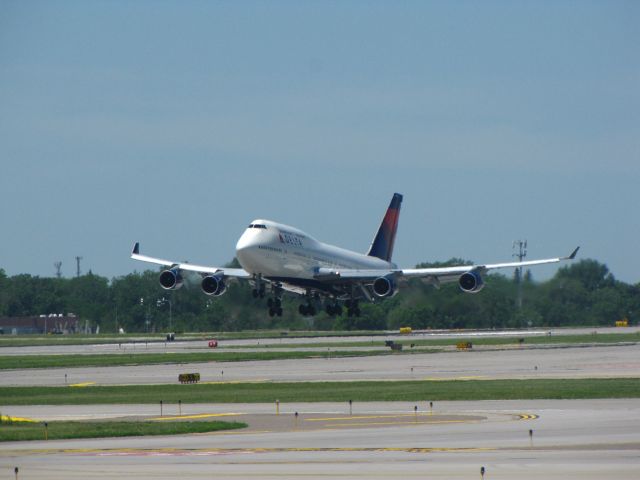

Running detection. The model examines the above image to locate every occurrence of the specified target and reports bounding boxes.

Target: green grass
[1,330,636,348]
[0,419,246,442]
[0,330,386,347]
[1,378,638,405]
[231,332,640,349]
[427,332,640,346]
[0,331,637,370]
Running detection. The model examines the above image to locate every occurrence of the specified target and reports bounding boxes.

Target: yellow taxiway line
[0,414,37,423]
[323,419,475,428]
[68,382,97,387]
[307,413,435,422]
[150,412,246,421]
[422,376,489,381]
[518,414,539,420]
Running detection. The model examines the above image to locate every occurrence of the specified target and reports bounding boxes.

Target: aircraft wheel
[276,307,283,317]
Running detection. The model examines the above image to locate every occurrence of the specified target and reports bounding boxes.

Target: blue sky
[1,1,638,283]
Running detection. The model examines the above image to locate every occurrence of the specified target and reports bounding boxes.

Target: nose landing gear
[267,283,283,317]
[252,288,266,298]
[251,275,266,298]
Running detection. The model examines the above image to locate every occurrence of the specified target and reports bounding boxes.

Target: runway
[1,326,638,356]
[1,399,638,479]
[1,342,638,386]
[2,331,639,478]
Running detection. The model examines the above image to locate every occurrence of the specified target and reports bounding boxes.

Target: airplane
[131,193,579,318]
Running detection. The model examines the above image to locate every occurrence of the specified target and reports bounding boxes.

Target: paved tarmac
[1,399,638,479]
[0,342,637,386]
[1,326,638,357]
[1,330,638,478]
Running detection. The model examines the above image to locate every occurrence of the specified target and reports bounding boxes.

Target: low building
[0,315,79,334]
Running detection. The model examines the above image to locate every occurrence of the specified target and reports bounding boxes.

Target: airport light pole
[513,240,527,310]
[141,297,151,333]
[157,296,173,332]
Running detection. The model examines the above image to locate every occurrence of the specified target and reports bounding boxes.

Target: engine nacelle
[459,271,485,293]
[159,268,183,290]
[372,275,398,298]
[201,274,227,296]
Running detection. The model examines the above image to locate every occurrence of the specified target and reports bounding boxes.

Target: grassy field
[2,329,636,348]
[0,419,246,442]
[0,330,386,347]
[1,378,638,405]
[0,331,636,371]
[225,332,640,349]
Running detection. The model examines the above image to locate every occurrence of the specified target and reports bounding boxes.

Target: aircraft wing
[401,246,580,279]
[313,247,580,284]
[130,242,251,278]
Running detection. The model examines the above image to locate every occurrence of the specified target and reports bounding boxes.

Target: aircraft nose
[236,230,252,250]
[235,230,259,260]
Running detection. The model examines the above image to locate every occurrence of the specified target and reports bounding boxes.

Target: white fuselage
[235,219,393,280]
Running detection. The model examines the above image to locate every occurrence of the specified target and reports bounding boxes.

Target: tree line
[0,259,637,333]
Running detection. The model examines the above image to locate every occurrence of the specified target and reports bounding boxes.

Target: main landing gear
[298,303,316,316]
[299,300,346,317]
[298,293,329,316]
[345,299,361,317]
[267,297,283,317]
[325,302,343,317]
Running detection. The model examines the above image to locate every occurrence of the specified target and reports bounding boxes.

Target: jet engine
[159,268,183,290]
[201,274,227,296]
[458,271,485,293]
[372,275,398,298]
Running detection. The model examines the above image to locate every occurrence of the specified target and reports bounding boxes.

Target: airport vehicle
[131,193,578,318]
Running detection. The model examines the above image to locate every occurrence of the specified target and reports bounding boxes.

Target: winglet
[567,246,580,260]
[132,242,140,255]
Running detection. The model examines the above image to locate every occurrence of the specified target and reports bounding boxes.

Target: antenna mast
[75,256,83,278]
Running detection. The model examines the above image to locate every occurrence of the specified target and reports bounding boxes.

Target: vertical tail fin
[367,193,403,262]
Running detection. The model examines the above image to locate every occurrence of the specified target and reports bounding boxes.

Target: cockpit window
[248,224,254,228]
[247,224,267,229]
